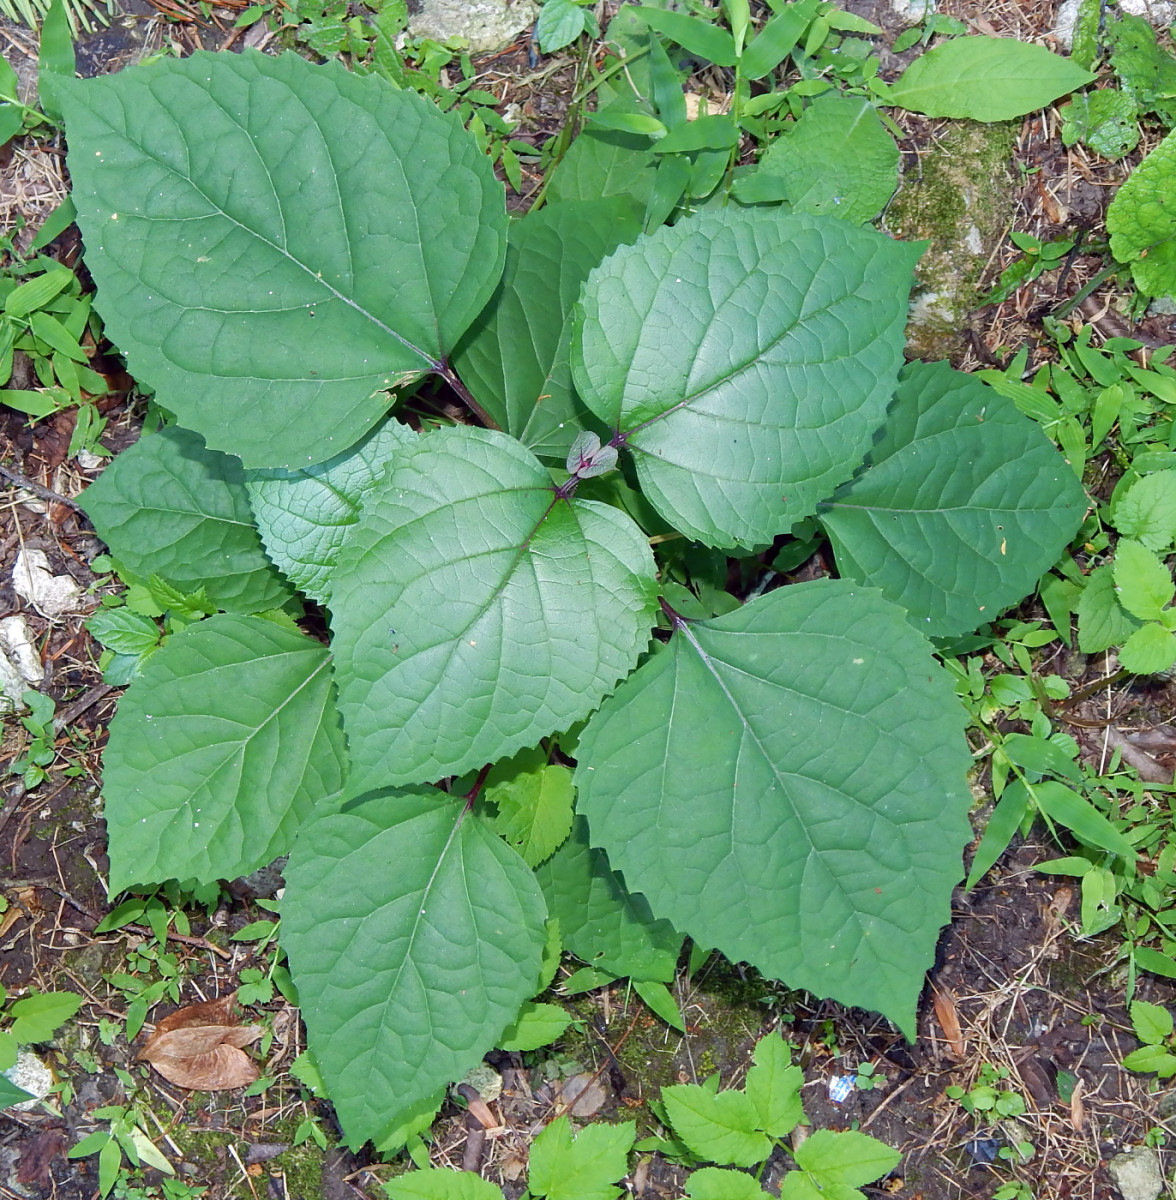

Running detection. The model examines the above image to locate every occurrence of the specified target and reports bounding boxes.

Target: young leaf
[660,1085,771,1168]
[686,1168,771,1200]
[244,418,416,604]
[576,580,971,1035]
[384,1170,505,1200]
[1120,622,1176,675]
[1113,470,1176,552]
[528,1115,636,1200]
[573,210,919,548]
[743,1031,803,1138]
[880,37,1096,120]
[82,427,294,614]
[329,427,658,792]
[1131,1000,1173,1046]
[820,362,1088,637]
[61,50,507,468]
[1114,538,1174,621]
[282,789,547,1146]
[741,94,898,224]
[533,816,683,982]
[1122,1045,1176,1077]
[1108,127,1176,297]
[791,1129,901,1188]
[8,992,83,1043]
[497,1001,572,1051]
[101,615,347,892]
[1077,563,1141,653]
[486,752,575,869]
[453,198,644,460]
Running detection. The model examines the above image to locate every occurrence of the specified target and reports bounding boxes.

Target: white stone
[1053,0,1176,49]
[407,0,539,55]
[890,0,936,20]
[12,548,85,618]
[0,614,45,716]
[3,1048,54,1111]
[1108,1146,1163,1200]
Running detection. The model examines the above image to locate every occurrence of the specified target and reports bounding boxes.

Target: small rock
[0,615,45,716]
[3,1049,54,1111]
[12,548,85,618]
[407,0,538,55]
[1108,1146,1163,1200]
[558,1072,606,1118]
[457,1063,503,1104]
[890,0,935,20]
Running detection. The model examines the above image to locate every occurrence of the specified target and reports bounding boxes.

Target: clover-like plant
[60,50,1087,1145]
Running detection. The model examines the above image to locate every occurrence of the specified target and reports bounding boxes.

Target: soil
[4,1,1176,1198]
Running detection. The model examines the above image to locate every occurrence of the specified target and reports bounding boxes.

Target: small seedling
[1123,1000,1176,1077]
[946,1064,1027,1118]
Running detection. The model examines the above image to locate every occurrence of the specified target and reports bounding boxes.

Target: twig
[0,462,85,513]
[53,683,114,733]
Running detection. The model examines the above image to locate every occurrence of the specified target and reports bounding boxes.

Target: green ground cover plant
[53,35,1098,1148]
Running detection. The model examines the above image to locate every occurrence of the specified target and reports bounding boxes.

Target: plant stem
[438,361,500,430]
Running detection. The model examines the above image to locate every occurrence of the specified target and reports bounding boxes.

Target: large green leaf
[282,789,547,1145]
[533,816,682,981]
[819,362,1088,637]
[738,94,899,224]
[82,426,293,614]
[1108,127,1176,297]
[881,37,1096,120]
[101,615,347,892]
[575,580,971,1034]
[545,126,658,207]
[572,210,920,548]
[244,418,416,604]
[61,50,507,469]
[453,199,644,460]
[330,427,658,792]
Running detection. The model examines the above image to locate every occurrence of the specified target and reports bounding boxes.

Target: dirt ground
[4,0,1176,1197]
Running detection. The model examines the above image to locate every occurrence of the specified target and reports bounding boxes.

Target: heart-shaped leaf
[573,209,920,547]
[282,788,547,1144]
[102,614,347,891]
[61,50,507,468]
[575,580,971,1034]
[820,362,1088,636]
[329,427,658,792]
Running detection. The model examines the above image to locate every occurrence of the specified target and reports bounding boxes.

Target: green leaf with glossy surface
[575,580,971,1034]
[1108,127,1176,297]
[881,37,1095,120]
[61,50,506,468]
[283,789,546,1145]
[102,614,347,892]
[528,1115,635,1200]
[820,362,1088,637]
[573,209,919,547]
[746,94,898,224]
[83,427,293,614]
[534,816,682,982]
[453,199,643,460]
[330,427,658,792]
[245,418,416,604]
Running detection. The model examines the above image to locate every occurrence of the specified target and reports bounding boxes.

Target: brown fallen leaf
[932,985,966,1061]
[1069,1077,1086,1132]
[137,991,262,1090]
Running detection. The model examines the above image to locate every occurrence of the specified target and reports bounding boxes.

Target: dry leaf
[932,985,965,1061]
[138,992,262,1090]
[1069,1077,1086,1132]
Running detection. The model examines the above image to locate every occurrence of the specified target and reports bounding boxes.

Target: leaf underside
[820,361,1089,637]
[101,614,347,892]
[329,426,659,792]
[282,789,547,1144]
[573,209,921,548]
[575,580,971,1034]
[60,49,507,468]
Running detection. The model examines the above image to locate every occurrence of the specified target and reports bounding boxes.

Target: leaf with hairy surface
[573,209,919,548]
[329,426,658,792]
[575,580,971,1034]
[61,50,506,468]
[101,614,347,892]
[282,789,547,1146]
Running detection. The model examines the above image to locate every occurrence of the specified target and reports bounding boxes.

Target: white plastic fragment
[827,1074,855,1103]
[0,614,45,715]
[12,547,85,617]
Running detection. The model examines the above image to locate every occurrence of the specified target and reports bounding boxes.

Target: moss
[883,120,1018,362]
